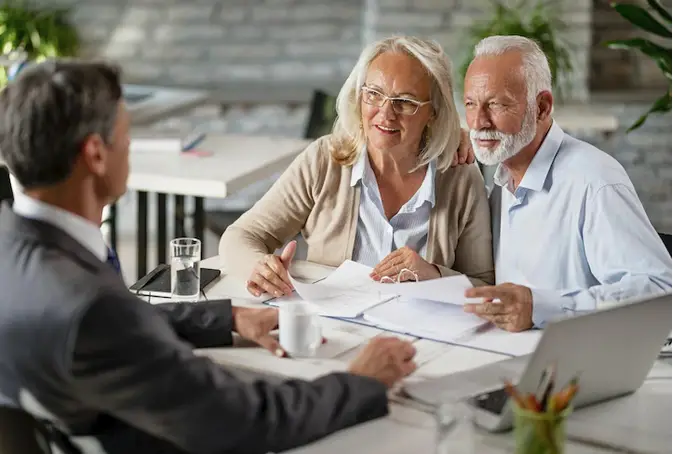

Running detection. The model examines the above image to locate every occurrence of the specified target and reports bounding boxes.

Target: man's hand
[348,337,417,388]
[451,128,475,167]
[463,283,534,332]
[232,307,286,357]
[370,246,440,282]
[246,241,296,298]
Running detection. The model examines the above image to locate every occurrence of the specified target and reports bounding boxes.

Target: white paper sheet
[372,274,476,305]
[362,298,488,343]
[287,260,476,314]
[455,328,543,356]
[286,261,396,318]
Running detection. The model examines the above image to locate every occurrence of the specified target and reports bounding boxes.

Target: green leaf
[605,37,670,60]
[612,3,671,38]
[627,90,672,132]
[647,0,672,23]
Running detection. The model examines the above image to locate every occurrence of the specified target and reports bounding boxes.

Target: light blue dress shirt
[491,121,672,328]
[350,150,436,268]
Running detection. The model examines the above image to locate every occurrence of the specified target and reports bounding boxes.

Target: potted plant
[0,1,80,86]
[458,0,574,100]
[604,0,671,132]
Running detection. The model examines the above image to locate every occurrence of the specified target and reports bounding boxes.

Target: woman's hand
[451,128,475,167]
[370,246,441,282]
[246,241,297,297]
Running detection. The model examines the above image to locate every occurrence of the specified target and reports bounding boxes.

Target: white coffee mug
[279,302,322,357]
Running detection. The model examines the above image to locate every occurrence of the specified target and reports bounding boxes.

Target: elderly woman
[220,36,494,298]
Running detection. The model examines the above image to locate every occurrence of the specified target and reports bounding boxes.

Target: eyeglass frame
[379,268,419,284]
[360,85,432,116]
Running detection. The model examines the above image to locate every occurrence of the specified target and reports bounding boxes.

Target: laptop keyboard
[471,387,510,415]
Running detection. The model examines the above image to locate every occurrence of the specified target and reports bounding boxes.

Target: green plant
[0,1,80,86]
[458,0,574,99]
[604,0,671,132]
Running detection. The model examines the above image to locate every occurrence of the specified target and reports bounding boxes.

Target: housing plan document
[286,260,476,318]
[362,298,488,343]
[284,260,396,317]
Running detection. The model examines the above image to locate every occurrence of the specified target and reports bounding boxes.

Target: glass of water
[435,394,477,454]
[170,237,201,302]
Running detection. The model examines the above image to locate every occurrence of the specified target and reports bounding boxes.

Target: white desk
[119,134,310,280]
[181,256,671,454]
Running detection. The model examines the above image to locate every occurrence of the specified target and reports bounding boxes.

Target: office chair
[0,165,13,205]
[658,232,672,256]
[0,406,52,454]
[204,89,338,239]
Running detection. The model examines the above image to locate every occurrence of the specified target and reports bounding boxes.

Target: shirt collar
[493,120,564,192]
[12,191,108,262]
[350,148,436,208]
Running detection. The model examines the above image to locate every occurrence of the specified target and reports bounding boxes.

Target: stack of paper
[283,261,396,317]
[283,260,479,317]
[362,298,488,343]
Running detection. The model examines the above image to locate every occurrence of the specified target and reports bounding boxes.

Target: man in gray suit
[0,60,417,454]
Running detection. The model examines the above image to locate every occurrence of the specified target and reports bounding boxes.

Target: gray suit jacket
[0,203,388,454]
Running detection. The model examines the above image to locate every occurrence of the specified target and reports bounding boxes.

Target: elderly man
[0,60,417,454]
[461,35,672,332]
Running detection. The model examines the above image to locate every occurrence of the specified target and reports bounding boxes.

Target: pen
[182,132,206,152]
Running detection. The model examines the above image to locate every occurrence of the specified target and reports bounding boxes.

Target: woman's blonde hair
[329,35,461,171]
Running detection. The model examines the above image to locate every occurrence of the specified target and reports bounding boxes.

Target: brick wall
[27,0,672,237]
[67,0,363,88]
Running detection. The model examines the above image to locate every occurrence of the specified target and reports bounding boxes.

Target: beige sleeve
[436,165,495,286]
[218,139,326,279]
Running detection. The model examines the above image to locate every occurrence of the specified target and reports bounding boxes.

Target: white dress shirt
[492,121,672,327]
[350,150,436,268]
[12,190,108,262]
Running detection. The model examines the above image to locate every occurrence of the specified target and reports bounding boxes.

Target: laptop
[403,291,672,432]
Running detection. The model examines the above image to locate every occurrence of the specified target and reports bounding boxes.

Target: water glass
[435,397,477,454]
[170,237,201,302]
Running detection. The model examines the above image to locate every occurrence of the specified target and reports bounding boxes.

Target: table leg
[157,193,167,265]
[137,191,148,280]
[174,195,185,238]
[194,196,205,246]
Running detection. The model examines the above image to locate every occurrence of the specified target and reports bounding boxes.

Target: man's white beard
[470,105,537,166]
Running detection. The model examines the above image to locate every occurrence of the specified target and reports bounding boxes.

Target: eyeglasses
[379,268,419,283]
[360,86,431,116]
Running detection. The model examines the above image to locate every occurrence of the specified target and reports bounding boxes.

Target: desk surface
[127,134,310,197]
[181,256,672,454]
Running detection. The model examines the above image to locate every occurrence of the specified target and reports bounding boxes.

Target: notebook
[129,264,221,298]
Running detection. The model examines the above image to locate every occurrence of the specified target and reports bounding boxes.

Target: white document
[371,274,475,306]
[455,328,543,357]
[284,259,477,318]
[287,261,396,318]
[362,298,488,343]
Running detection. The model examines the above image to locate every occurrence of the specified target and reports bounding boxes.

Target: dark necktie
[106,247,122,275]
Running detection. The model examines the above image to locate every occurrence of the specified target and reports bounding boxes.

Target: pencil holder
[512,404,572,454]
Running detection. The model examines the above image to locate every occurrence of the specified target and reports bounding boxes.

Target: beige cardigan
[219,136,495,286]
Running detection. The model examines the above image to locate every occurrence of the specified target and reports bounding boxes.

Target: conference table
[143,256,672,454]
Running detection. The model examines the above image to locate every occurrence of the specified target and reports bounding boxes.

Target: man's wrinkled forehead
[464,54,527,99]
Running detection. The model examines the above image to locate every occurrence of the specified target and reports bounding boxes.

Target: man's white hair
[329,35,461,171]
[473,35,552,105]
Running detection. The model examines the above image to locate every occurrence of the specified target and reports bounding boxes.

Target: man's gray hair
[0,59,123,189]
[474,35,552,104]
